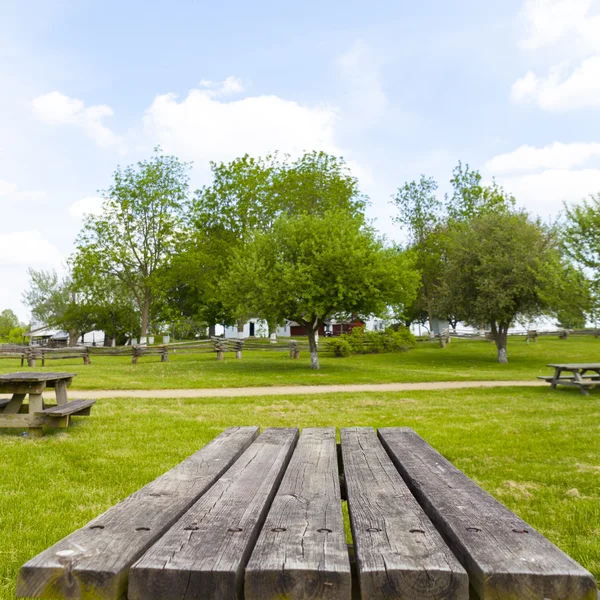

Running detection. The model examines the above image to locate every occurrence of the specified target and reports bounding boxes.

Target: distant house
[23,324,106,347]
[223,318,291,339]
[290,317,368,337]
[23,326,69,347]
[222,315,387,339]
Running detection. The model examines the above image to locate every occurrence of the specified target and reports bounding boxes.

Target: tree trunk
[140,289,151,340]
[208,323,216,338]
[306,321,320,370]
[237,318,245,339]
[427,300,434,338]
[68,328,79,347]
[491,323,508,363]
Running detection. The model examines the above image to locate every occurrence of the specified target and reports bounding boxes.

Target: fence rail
[0,337,313,366]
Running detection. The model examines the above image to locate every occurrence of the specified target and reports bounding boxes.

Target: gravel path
[44,380,546,399]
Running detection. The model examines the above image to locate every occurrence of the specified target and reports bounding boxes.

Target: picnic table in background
[538,363,600,395]
[17,426,598,600]
[0,372,96,437]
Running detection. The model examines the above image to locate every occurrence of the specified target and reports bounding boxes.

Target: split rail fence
[0,338,312,367]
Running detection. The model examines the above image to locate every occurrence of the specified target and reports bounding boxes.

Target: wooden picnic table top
[547,363,600,370]
[16,426,598,600]
[0,371,76,383]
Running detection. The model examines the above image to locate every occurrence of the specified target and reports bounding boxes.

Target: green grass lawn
[1,386,599,598]
[1,335,600,390]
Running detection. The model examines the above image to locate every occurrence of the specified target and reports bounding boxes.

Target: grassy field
[1,335,600,389]
[1,386,599,598]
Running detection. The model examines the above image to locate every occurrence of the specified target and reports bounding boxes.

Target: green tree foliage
[72,150,190,339]
[448,161,515,220]
[184,154,279,335]
[0,309,25,344]
[184,151,368,335]
[222,210,419,369]
[553,266,592,330]
[326,325,416,357]
[392,176,443,331]
[22,269,96,346]
[437,211,568,362]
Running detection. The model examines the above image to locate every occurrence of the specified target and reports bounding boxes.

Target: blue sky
[2,0,600,320]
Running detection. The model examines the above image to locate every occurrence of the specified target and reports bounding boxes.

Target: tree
[22,269,96,345]
[222,210,419,369]
[392,175,443,332]
[447,161,515,220]
[187,151,368,336]
[563,194,600,279]
[0,309,25,344]
[553,266,592,331]
[436,211,567,363]
[274,151,367,218]
[73,150,190,340]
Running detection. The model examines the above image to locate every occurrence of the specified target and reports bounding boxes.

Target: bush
[326,326,416,357]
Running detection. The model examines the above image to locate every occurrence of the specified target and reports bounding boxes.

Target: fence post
[83,348,91,365]
[161,345,169,362]
[132,346,139,365]
[213,338,225,361]
[27,347,36,368]
[235,339,243,359]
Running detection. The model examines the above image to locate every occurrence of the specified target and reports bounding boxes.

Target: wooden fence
[0,337,312,366]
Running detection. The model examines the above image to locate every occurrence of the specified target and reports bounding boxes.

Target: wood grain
[16,426,259,600]
[341,427,468,599]
[36,399,96,417]
[128,427,299,600]
[245,428,352,600]
[378,427,598,600]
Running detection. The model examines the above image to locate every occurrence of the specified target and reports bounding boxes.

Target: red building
[289,318,365,337]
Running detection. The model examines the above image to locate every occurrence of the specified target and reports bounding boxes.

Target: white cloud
[0,180,46,204]
[0,231,62,266]
[519,0,595,50]
[486,142,600,172]
[69,196,104,219]
[511,57,600,110]
[336,40,387,125]
[32,91,123,150]
[198,76,245,97]
[0,180,18,196]
[143,83,340,170]
[498,168,600,217]
[515,0,600,110]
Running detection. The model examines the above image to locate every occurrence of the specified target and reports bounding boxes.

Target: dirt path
[44,380,547,399]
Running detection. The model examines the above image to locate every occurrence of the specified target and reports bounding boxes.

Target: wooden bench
[16,427,598,600]
[35,399,96,417]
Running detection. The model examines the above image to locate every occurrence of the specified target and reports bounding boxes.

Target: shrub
[325,326,416,357]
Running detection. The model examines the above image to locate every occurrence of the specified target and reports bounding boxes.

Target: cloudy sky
[1,0,600,320]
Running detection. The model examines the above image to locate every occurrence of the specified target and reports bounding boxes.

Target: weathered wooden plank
[16,426,260,600]
[2,393,25,414]
[341,427,468,600]
[0,382,46,395]
[378,427,598,600]
[128,427,299,600]
[0,371,76,382]
[245,428,351,600]
[36,399,96,417]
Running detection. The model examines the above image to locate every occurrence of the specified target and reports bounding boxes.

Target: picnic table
[0,372,95,437]
[538,363,600,395]
[16,426,598,599]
